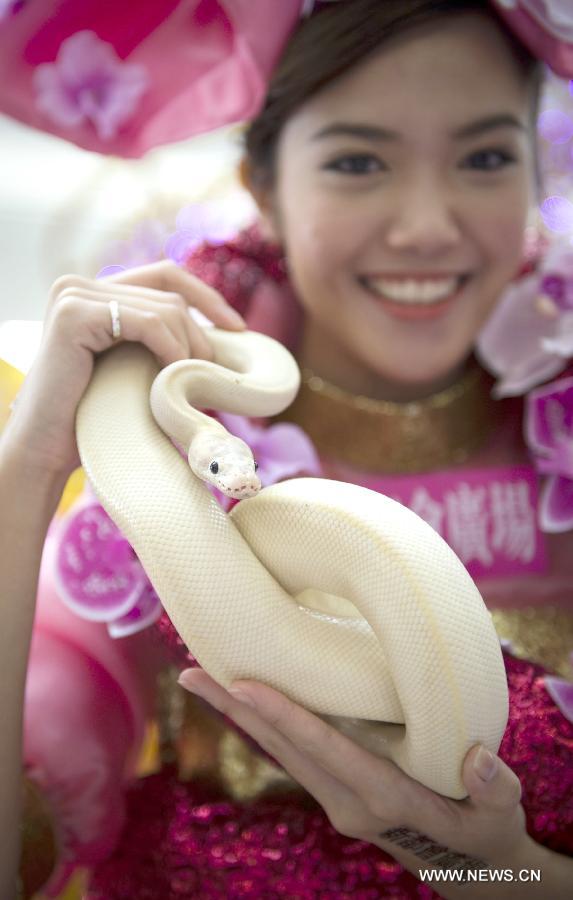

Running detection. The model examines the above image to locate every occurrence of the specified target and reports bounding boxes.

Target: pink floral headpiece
[0,0,572,157]
[477,239,573,533]
[0,0,304,157]
[492,1,573,79]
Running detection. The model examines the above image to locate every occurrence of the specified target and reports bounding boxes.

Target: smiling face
[255,12,538,400]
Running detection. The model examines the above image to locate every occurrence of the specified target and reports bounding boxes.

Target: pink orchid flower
[476,240,573,397]
[526,376,573,531]
[33,30,149,141]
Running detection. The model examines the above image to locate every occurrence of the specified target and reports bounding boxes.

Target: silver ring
[109,299,121,341]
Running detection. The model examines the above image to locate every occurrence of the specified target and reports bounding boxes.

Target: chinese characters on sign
[364,466,546,579]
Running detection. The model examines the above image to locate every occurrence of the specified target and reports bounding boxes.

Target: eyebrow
[310,114,527,143]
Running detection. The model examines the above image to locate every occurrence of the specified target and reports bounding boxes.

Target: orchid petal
[491,355,566,398]
[543,675,573,723]
[545,310,573,347]
[257,422,322,475]
[217,411,264,446]
[526,376,573,453]
[476,275,558,378]
[540,240,573,280]
[538,474,573,531]
[33,31,149,142]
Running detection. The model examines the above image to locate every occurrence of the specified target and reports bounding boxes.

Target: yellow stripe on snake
[76,328,508,799]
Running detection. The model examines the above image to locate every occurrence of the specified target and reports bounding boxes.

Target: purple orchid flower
[33,31,149,141]
[476,240,573,397]
[526,376,573,531]
[543,652,573,725]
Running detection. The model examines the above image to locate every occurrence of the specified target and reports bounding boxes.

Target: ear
[238,158,282,244]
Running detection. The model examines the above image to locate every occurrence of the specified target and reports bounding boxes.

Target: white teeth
[367,276,462,304]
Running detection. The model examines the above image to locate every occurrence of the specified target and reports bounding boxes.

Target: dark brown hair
[244,0,544,189]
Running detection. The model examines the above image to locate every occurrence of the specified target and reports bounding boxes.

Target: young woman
[1,1,572,896]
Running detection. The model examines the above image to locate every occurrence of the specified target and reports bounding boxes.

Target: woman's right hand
[4,260,246,480]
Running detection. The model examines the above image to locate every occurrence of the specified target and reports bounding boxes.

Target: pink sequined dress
[25,228,573,899]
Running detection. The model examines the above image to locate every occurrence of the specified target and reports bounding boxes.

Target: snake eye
[254,460,259,472]
[209,461,219,475]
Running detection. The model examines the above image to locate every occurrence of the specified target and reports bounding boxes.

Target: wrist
[0,437,67,515]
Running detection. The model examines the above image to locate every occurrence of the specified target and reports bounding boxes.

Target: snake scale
[76,327,508,799]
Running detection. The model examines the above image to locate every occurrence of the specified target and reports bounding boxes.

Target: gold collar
[272,362,499,474]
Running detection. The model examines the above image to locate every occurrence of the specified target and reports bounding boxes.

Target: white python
[76,328,509,799]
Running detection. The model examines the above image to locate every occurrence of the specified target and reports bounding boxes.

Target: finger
[102,260,247,330]
[58,283,215,360]
[59,296,191,368]
[57,287,214,362]
[112,305,195,368]
[181,672,451,840]
[178,670,355,813]
[462,744,523,812]
[228,678,410,794]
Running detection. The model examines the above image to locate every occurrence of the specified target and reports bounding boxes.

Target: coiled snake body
[76,328,508,799]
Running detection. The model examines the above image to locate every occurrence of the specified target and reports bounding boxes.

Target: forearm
[0,437,66,893]
[376,832,572,899]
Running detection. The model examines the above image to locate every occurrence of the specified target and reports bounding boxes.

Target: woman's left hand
[177,669,530,881]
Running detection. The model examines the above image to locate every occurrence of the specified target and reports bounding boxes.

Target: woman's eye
[323,154,383,175]
[463,149,516,171]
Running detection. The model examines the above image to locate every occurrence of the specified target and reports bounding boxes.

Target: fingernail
[229,688,257,709]
[474,746,497,782]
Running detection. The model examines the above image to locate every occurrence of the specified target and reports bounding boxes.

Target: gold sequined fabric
[160,605,573,804]
[156,669,296,801]
[273,362,499,473]
[491,606,573,678]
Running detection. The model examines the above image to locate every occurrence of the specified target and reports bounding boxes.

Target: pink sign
[359,465,547,580]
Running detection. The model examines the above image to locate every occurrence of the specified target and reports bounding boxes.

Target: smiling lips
[362,273,469,321]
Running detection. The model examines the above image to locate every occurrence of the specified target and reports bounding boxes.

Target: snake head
[187,430,261,499]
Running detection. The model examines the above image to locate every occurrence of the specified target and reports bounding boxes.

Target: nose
[226,472,262,499]
[384,176,461,255]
